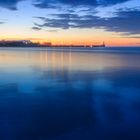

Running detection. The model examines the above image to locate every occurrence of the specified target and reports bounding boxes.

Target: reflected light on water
[0,47,140,140]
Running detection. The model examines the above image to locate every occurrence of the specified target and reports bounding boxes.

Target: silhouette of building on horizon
[0,40,52,47]
[0,40,105,48]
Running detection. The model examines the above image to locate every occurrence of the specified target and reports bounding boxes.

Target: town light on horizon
[0,0,140,46]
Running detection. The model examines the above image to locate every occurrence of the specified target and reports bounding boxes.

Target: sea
[0,47,140,140]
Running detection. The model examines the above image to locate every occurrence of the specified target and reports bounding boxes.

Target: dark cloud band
[0,0,131,10]
[0,0,24,10]
[34,0,130,8]
[33,9,140,35]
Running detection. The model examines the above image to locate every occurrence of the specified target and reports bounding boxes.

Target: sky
[0,0,140,46]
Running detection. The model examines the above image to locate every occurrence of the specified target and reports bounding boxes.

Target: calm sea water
[0,47,140,140]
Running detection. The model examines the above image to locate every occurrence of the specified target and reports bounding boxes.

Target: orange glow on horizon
[0,36,140,47]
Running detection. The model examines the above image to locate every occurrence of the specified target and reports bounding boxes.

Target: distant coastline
[0,40,106,48]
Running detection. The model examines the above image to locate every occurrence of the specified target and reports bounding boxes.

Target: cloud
[0,0,132,11]
[46,29,58,32]
[33,0,97,8]
[0,21,4,24]
[98,0,130,6]
[131,36,140,39]
[33,9,140,35]
[104,10,140,35]
[0,0,24,10]
[34,0,130,9]
[32,26,42,30]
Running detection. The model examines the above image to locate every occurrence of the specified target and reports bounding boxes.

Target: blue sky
[0,0,140,46]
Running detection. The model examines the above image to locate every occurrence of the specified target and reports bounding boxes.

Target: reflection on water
[0,47,140,140]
